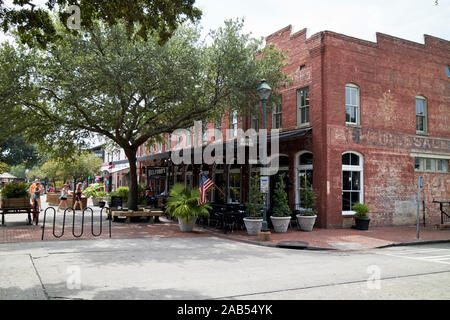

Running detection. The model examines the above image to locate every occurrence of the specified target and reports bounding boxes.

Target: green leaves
[0,0,202,48]
[166,183,211,223]
[245,174,264,218]
[272,175,291,217]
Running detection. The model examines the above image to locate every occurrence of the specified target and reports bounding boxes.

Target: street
[0,237,449,300]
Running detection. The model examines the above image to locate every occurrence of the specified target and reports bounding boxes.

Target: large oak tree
[0,19,289,210]
[0,0,202,47]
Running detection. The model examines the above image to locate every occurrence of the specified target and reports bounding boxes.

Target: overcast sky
[195,0,450,44]
[0,0,448,44]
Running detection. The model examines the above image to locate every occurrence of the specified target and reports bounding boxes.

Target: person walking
[73,183,84,212]
[57,184,71,213]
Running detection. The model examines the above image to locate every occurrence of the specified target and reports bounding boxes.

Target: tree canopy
[0,19,289,209]
[0,0,202,48]
[0,135,39,167]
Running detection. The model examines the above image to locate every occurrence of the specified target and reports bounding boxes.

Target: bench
[108,208,164,223]
[1,206,35,225]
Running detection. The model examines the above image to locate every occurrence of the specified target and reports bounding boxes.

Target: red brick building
[107,26,449,229]
[263,25,449,228]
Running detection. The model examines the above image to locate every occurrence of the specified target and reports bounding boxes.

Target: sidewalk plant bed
[165,184,211,232]
[270,175,292,233]
[0,182,31,208]
[296,176,317,232]
[352,203,371,231]
[244,175,264,236]
[83,183,108,206]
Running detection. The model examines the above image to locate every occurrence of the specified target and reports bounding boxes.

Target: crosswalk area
[377,246,450,265]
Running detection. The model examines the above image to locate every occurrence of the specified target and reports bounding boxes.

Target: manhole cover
[277,241,309,249]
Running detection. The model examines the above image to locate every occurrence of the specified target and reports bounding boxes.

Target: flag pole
[213,183,226,197]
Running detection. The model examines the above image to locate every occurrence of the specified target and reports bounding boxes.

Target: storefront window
[229,170,241,203]
[296,152,313,209]
[342,152,364,214]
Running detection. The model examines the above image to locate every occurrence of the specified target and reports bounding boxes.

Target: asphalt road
[0,237,449,300]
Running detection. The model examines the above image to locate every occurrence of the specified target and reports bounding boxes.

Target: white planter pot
[178,218,197,232]
[243,218,263,236]
[296,214,317,232]
[270,216,291,233]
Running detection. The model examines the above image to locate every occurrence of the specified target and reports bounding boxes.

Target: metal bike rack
[41,206,112,240]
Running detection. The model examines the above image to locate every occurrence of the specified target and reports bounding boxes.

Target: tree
[40,152,102,186]
[0,19,289,210]
[0,161,7,174]
[0,0,202,48]
[271,175,291,217]
[9,163,27,179]
[0,136,39,167]
[245,175,264,218]
[25,165,44,181]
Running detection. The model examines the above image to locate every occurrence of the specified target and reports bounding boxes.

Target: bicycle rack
[41,207,112,241]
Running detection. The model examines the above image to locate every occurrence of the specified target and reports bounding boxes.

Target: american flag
[199,173,214,204]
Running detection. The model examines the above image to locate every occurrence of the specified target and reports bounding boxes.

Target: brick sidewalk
[204,225,450,250]
[1,214,450,251]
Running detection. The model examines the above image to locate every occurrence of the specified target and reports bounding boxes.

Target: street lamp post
[257,79,272,232]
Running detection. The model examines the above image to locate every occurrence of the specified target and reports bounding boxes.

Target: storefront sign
[147,167,167,179]
[260,176,269,194]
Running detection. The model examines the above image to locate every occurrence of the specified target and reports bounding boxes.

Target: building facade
[104,26,450,228]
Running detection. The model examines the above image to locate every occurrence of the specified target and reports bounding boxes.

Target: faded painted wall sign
[350,127,450,153]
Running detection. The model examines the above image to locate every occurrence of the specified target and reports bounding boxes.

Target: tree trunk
[124,147,139,211]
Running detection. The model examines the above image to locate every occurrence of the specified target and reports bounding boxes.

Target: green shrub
[272,175,291,217]
[352,203,369,218]
[299,176,317,216]
[83,183,104,198]
[245,175,263,218]
[0,182,30,199]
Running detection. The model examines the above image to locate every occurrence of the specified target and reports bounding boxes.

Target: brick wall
[267,26,450,228]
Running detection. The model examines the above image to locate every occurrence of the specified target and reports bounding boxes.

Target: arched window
[345,83,360,125]
[295,151,313,209]
[342,152,364,214]
[416,95,428,134]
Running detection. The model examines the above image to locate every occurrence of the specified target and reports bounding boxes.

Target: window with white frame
[297,87,310,126]
[345,84,360,125]
[295,151,313,210]
[272,102,282,129]
[342,152,364,214]
[415,157,449,173]
[230,111,238,138]
[416,96,428,134]
[157,143,162,153]
[251,106,260,132]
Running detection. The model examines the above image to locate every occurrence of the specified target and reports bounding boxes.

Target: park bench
[0,198,38,226]
[108,208,164,223]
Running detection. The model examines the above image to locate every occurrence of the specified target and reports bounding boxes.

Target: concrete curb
[375,238,450,249]
[198,227,337,251]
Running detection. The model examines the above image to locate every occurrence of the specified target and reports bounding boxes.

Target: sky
[194,0,450,44]
[0,0,448,45]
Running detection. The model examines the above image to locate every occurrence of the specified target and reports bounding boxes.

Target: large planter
[243,218,263,236]
[296,214,317,232]
[270,216,291,233]
[46,193,60,206]
[0,198,31,208]
[354,217,371,231]
[178,218,197,232]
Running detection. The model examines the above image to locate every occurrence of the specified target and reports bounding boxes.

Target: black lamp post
[257,79,272,232]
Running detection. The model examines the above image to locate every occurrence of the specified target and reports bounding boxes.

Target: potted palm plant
[165,184,211,232]
[296,176,317,232]
[352,203,370,230]
[270,175,292,233]
[244,175,264,236]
